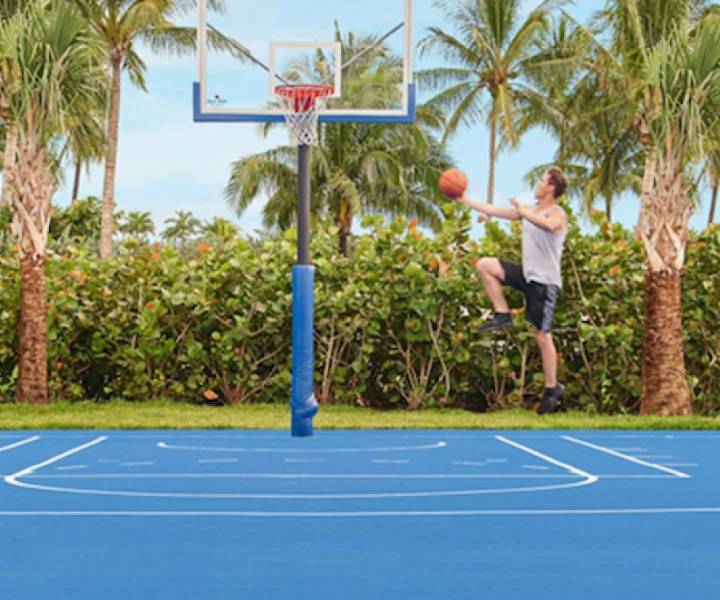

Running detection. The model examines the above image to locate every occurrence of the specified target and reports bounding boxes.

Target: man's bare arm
[510,199,567,233]
[454,195,521,221]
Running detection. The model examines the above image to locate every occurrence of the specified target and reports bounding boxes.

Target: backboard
[195,0,415,123]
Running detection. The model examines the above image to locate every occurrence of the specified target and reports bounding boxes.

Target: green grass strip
[0,401,719,430]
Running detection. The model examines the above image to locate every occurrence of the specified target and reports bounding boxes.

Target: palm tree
[417,0,564,203]
[72,0,227,259]
[200,216,239,248]
[570,0,718,414]
[0,0,25,210]
[225,30,452,256]
[515,15,642,221]
[704,147,719,227]
[162,209,201,247]
[636,17,720,414]
[66,109,107,201]
[0,0,108,403]
[119,210,155,241]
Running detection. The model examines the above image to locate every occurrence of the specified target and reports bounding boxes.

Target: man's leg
[534,328,557,388]
[475,258,509,312]
[534,327,564,414]
[475,258,513,333]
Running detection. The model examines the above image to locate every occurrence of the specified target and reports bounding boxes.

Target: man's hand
[509,198,523,217]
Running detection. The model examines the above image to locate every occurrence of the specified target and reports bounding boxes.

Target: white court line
[563,436,691,478]
[7,464,593,498]
[4,437,107,488]
[1,507,720,518]
[496,436,598,481]
[158,441,447,453]
[0,436,40,453]
[20,473,667,480]
[641,456,673,460]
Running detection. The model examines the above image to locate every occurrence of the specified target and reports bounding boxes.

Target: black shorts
[499,260,560,333]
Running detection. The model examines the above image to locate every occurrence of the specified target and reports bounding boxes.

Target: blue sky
[11,0,713,237]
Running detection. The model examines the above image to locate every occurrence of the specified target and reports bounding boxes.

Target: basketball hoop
[275,84,334,146]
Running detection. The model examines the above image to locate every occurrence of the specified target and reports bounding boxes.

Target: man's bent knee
[476,257,504,280]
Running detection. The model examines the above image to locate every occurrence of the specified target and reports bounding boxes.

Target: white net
[276,85,333,147]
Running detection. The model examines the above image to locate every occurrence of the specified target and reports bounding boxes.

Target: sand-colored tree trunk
[100,53,123,259]
[11,135,56,404]
[1,122,18,208]
[487,119,497,204]
[708,181,718,227]
[637,151,692,415]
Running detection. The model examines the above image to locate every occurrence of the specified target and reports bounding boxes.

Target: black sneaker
[537,383,565,415]
[477,313,514,334]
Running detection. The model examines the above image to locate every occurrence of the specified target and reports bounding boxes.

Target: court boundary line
[0,507,718,518]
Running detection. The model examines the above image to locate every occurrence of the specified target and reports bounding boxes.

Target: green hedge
[1,207,718,413]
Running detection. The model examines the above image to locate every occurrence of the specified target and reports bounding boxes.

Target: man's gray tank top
[522,205,567,288]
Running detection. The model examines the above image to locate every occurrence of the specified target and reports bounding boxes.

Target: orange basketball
[439,169,468,199]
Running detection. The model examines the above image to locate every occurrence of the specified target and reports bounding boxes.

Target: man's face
[535,173,554,200]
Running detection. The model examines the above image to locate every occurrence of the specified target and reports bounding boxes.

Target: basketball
[439,169,468,199]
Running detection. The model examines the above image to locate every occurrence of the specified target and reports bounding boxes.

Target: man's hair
[547,167,567,199]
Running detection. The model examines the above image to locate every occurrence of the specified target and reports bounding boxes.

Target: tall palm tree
[570,0,718,414]
[226,30,452,256]
[417,0,564,203]
[516,15,643,221]
[66,109,107,201]
[704,147,719,227]
[0,0,25,209]
[636,16,720,414]
[0,0,108,403]
[72,0,227,259]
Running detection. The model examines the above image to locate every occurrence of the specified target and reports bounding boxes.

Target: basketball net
[275,84,334,147]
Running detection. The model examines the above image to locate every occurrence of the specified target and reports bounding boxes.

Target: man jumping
[455,167,569,415]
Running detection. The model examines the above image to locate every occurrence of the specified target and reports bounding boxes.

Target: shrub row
[1,207,718,413]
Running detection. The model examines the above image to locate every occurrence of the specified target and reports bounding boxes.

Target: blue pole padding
[291,265,318,437]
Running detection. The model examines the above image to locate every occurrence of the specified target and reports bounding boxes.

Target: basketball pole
[290,143,319,437]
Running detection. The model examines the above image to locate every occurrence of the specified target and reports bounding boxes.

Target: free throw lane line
[0,437,41,454]
[4,437,107,489]
[496,436,598,482]
[562,436,691,478]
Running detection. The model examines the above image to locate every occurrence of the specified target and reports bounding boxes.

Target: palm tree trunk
[605,193,612,223]
[708,181,718,228]
[1,124,18,208]
[487,119,497,204]
[12,137,54,404]
[640,271,688,415]
[638,153,692,415]
[17,253,48,404]
[72,158,82,201]
[336,206,352,257]
[100,54,123,259]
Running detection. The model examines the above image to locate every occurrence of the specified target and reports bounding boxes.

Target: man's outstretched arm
[454,195,521,221]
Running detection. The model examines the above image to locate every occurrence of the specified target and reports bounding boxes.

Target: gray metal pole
[297,144,312,265]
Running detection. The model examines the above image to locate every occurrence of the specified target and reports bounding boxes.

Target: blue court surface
[1,430,719,599]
